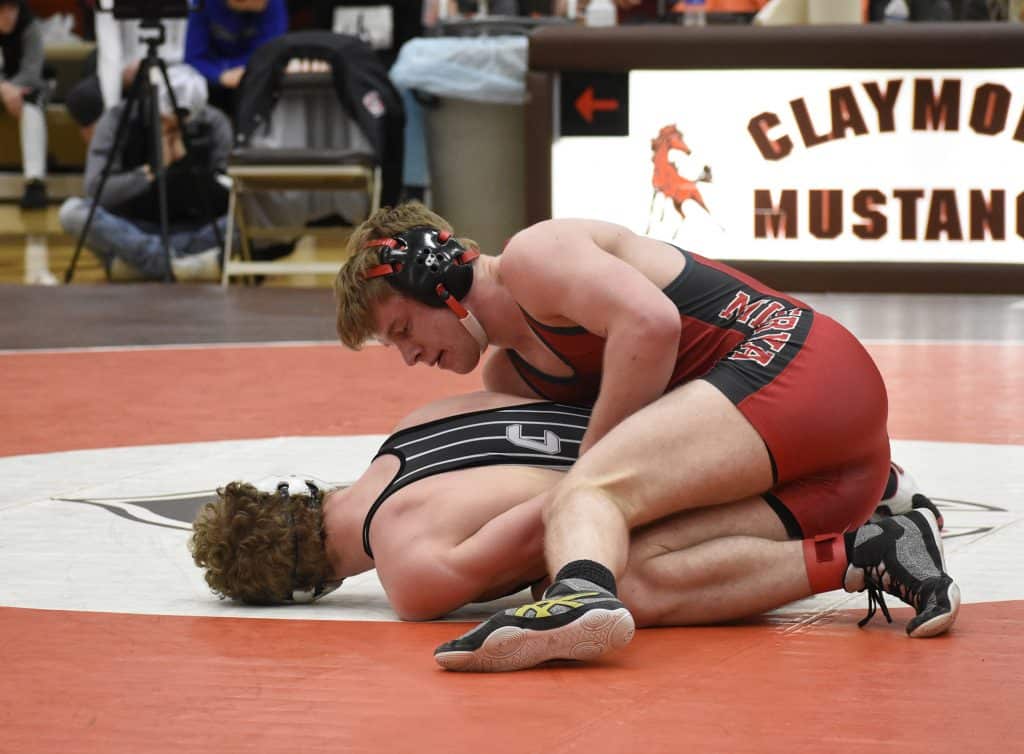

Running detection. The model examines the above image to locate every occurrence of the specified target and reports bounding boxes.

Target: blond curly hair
[333,202,477,350]
[190,482,333,604]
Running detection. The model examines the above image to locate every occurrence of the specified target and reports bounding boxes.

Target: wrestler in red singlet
[504,245,890,539]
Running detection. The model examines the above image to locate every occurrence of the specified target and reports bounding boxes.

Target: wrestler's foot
[872,462,944,530]
[434,578,635,672]
[845,509,960,638]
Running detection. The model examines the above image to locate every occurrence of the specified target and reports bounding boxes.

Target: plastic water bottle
[682,0,707,26]
[883,0,910,22]
[585,0,616,27]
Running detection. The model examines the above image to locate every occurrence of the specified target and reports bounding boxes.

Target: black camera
[98,0,192,20]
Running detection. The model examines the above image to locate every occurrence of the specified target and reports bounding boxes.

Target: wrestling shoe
[434,578,635,672]
[872,462,944,530]
[844,509,960,638]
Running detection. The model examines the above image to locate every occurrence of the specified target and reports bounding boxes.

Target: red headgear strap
[364,263,401,279]
[362,238,402,280]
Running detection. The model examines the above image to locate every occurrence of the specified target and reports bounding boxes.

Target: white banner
[552,69,1024,263]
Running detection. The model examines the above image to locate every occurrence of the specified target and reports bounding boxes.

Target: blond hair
[333,202,476,349]
[189,482,332,604]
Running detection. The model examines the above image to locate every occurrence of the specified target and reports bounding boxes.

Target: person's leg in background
[18,88,48,209]
[163,217,231,281]
[173,216,229,257]
[59,197,172,280]
[398,87,430,203]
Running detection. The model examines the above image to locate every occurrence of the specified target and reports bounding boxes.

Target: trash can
[390,35,528,253]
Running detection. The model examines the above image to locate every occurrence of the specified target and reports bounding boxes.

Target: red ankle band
[802,534,848,594]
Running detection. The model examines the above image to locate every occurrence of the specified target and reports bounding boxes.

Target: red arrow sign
[574,86,620,124]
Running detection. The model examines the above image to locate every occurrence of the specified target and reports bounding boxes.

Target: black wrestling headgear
[362,226,479,307]
[251,477,342,604]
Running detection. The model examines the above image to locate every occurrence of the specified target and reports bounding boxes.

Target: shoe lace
[858,561,922,628]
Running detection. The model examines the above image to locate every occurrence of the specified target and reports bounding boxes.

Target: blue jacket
[184,0,288,84]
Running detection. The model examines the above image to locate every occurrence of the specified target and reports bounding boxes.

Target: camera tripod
[64,19,224,283]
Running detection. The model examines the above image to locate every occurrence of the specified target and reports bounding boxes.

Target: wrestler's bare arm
[501,219,681,452]
[374,495,548,621]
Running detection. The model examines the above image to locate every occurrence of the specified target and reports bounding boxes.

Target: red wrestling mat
[872,343,1024,446]
[1,603,1019,754]
[0,345,482,457]
[1,342,1021,457]
[2,340,1021,754]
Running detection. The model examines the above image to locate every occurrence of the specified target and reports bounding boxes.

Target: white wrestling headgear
[251,476,343,604]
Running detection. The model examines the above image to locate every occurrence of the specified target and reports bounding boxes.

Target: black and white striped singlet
[361,402,590,558]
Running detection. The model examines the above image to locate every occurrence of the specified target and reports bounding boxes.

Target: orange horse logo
[647,124,713,234]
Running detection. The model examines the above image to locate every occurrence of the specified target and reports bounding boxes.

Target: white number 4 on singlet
[505,424,562,455]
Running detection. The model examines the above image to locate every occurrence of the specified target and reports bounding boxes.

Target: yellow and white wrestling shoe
[434,578,635,672]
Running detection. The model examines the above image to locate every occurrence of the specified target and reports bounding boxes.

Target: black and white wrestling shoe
[872,462,944,530]
[434,578,635,672]
[845,509,960,638]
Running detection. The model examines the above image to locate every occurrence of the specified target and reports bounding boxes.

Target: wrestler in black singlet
[362,402,591,558]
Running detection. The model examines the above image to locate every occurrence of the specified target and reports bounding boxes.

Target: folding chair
[221,143,381,284]
[220,31,404,285]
